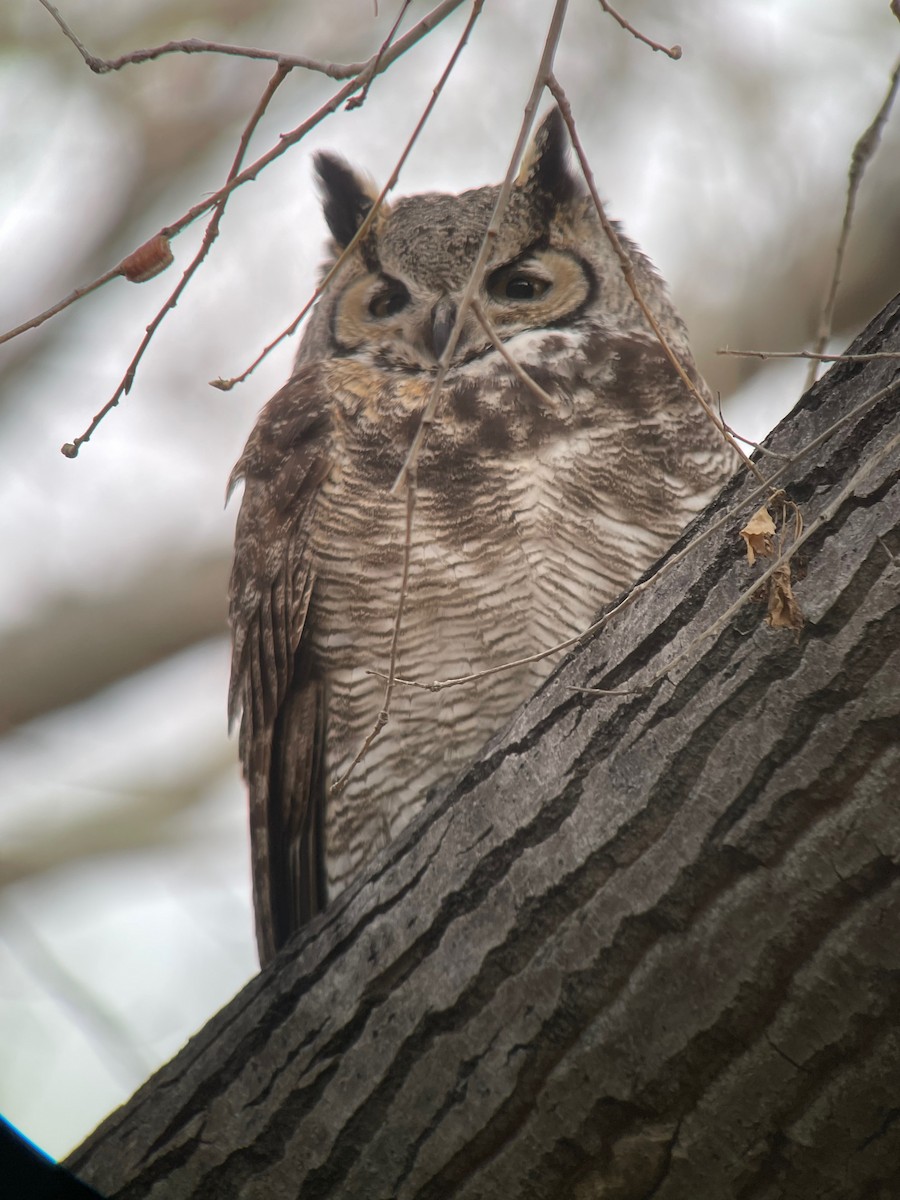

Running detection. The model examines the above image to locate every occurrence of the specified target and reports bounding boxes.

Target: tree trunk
[69,294,900,1200]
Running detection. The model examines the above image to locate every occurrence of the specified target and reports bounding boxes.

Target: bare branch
[37,0,413,79]
[596,0,682,59]
[62,63,292,457]
[347,0,414,110]
[155,0,469,240]
[805,54,900,389]
[394,0,572,493]
[721,425,791,461]
[4,0,469,357]
[331,469,417,797]
[711,389,790,462]
[546,77,812,637]
[373,374,900,694]
[720,347,900,363]
[216,0,485,391]
[471,299,562,410]
[36,0,95,65]
[334,0,569,792]
[320,0,486,794]
[0,265,121,348]
[0,551,228,729]
[548,74,759,485]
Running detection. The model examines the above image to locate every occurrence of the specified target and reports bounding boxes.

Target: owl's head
[300,108,662,373]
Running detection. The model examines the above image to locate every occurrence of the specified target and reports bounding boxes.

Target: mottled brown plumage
[229,110,734,964]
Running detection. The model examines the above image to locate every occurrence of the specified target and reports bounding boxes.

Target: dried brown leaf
[766,563,804,634]
[740,505,776,565]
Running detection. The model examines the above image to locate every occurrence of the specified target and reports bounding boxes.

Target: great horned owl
[229,109,734,965]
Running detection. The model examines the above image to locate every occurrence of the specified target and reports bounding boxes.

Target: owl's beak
[428,298,457,361]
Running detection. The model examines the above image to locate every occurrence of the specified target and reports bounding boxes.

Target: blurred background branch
[0,553,228,728]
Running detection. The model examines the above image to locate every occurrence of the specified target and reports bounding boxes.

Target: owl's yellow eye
[369,283,410,318]
[487,266,551,302]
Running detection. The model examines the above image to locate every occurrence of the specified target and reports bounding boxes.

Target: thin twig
[394,0,571,494]
[331,467,417,797]
[471,299,564,411]
[727,429,791,461]
[0,266,121,348]
[714,391,790,461]
[348,0,414,109]
[317,0,485,792]
[217,0,485,391]
[548,74,762,486]
[155,0,468,240]
[720,347,900,364]
[371,375,900,693]
[38,0,397,79]
[805,54,900,390]
[62,64,292,457]
[3,0,468,353]
[655,428,900,684]
[596,0,682,59]
[567,684,638,696]
[746,376,900,501]
[336,0,568,792]
[36,0,94,63]
[721,422,791,461]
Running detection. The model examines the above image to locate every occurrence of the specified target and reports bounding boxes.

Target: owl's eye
[369,283,410,318]
[487,267,551,302]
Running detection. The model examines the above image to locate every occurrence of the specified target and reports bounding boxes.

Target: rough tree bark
[69,294,900,1199]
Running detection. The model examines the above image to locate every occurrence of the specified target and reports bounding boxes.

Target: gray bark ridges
[69,294,900,1200]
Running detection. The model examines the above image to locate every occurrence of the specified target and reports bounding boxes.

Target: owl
[229,108,734,965]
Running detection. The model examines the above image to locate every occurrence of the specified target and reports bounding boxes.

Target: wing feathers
[228,365,331,964]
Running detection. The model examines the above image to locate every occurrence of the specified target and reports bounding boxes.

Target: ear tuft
[314,152,376,248]
[518,107,579,207]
